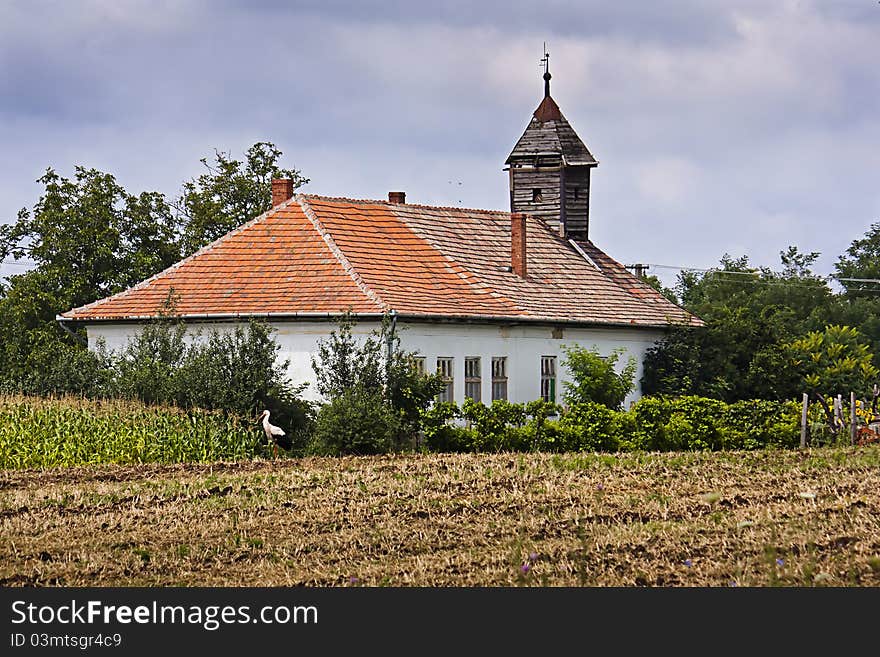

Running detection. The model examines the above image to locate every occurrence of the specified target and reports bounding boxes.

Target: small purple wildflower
[349,576,359,584]
[728,580,738,587]
[529,552,539,562]
[684,559,692,567]
[520,563,531,574]
[776,558,784,567]
[596,483,605,491]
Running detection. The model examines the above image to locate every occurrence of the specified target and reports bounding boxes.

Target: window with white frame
[541,356,557,403]
[492,356,508,401]
[437,357,454,403]
[465,357,481,402]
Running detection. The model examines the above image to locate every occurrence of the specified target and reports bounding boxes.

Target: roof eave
[58,311,699,331]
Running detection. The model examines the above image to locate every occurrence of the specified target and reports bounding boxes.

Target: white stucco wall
[86,320,663,407]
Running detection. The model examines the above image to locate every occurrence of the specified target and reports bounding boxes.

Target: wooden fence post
[801,393,809,448]
[834,394,843,433]
[851,391,857,445]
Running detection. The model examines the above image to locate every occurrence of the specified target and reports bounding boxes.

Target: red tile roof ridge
[59,195,303,319]
[302,193,509,216]
[295,195,389,312]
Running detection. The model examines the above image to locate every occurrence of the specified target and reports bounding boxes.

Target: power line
[637,262,880,285]
[0,260,36,267]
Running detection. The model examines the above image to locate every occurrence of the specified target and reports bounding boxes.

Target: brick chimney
[511,212,527,278]
[388,191,406,204]
[272,178,295,206]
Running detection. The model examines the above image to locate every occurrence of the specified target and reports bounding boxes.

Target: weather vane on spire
[540,42,551,98]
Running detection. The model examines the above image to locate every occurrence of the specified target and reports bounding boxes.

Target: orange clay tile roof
[60,194,703,328]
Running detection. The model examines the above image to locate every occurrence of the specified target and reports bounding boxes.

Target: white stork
[259,409,287,459]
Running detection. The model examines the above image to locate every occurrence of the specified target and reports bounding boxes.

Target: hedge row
[420,396,809,453]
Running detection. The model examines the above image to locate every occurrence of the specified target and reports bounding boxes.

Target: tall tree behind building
[174,142,308,256]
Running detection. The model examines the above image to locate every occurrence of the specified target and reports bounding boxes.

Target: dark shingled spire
[505,49,598,240]
[505,47,596,166]
[504,100,597,166]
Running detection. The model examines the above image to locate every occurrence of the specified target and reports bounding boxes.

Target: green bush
[311,312,445,453]
[524,399,564,451]
[562,344,637,410]
[421,399,564,453]
[460,399,530,452]
[557,402,622,452]
[721,399,801,449]
[421,395,808,454]
[630,396,727,451]
[308,387,399,456]
[14,338,114,398]
[420,401,474,452]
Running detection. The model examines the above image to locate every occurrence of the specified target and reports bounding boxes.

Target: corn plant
[0,395,264,469]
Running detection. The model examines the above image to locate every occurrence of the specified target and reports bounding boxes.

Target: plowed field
[3,447,880,586]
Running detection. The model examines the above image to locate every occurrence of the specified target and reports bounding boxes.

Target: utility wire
[632,262,880,285]
[0,260,36,267]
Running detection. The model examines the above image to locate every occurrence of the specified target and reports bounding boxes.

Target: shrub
[14,338,114,398]
[110,318,188,406]
[721,399,801,450]
[557,402,622,452]
[424,394,804,454]
[422,399,563,453]
[311,312,445,453]
[308,387,399,456]
[629,396,726,451]
[524,399,564,451]
[562,344,636,410]
[420,401,475,453]
[460,399,530,452]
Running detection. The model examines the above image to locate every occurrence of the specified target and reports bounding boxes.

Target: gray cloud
[2,0,878,288]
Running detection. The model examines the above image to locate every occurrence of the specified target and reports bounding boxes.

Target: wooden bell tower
[504,48,598,241]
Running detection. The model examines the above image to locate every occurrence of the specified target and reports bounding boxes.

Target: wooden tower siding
[505,88,598,241]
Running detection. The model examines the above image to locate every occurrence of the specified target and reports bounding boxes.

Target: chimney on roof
[511,212,527,278]
[388,191,406,204]
[272,178,295,206]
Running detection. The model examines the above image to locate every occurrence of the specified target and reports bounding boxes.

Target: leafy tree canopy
[1,166,180,307]
[784,324,879,433]
[643,248,839,402]
[0,141,308,391]
[834,220,880,298]
[0,167,181,383]
[174,142,308,256]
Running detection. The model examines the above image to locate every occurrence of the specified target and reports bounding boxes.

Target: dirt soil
[2,447,880,586]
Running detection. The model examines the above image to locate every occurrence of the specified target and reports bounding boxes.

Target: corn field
[0,395,263,469]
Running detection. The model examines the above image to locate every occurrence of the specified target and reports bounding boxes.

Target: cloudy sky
[1,0,878,288]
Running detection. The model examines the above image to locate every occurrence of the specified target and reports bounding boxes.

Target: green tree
[832,221,880,367]
[309,312,445,454]
[1,167,180,304]
[0,167,181,387]
[641,273,678,304]
[784,325,879,433]
[561,344,636,410]
[834,221,880,298]
[174,142,308,255]
[0,142,310,395]
[310,312,384,400]
[642,249,838,401]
